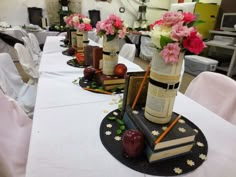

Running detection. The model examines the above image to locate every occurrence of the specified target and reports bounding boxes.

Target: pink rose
[160,43,181,63]
[171,22,191,41]
[162,12,183,26]
[182,12,196,24]
[183,31,205,54]
[84,24,92,31]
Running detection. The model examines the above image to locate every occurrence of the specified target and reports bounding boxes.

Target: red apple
[83,67,96,80]
[122,129,144,158]
[114,63,127,77]
[67,47,76,56]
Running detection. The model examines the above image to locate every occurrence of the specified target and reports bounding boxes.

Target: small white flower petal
[194,129,199,133]
[132,110,139,114]
[178,119,185,123]
[199,154,207,160]
[178,127,186,133]
[83,81,87,84]
[162,126,167,130]
[187,160,195,166]
[106,124,112,128]
[152,130,159,136]
[105,131,112,135]
[174,167,182,174]
[197,142,204,147]
[109,102,114,105]
[114,136,121,141]
[113,112,118,116]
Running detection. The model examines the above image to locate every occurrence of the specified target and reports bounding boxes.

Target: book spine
[124,111,155,150]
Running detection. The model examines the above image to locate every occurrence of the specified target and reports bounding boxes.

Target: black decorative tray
[100,109,208,176]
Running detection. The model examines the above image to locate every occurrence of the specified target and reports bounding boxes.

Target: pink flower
[183,31,205,54]
[160,43,181,63]
[96,14,127,41]
[162,12,183,26]
[171,22,191,41]
[182,12,196,24]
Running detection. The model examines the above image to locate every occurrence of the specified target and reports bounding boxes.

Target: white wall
[0,0,222,27]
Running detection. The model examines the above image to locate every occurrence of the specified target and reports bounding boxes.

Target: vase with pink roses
[96,14,127,75]
[145,11,205,124]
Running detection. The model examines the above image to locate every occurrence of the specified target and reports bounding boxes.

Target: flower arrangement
[64,14,92,31]
[96,14,127,42]
[150,12,205,64]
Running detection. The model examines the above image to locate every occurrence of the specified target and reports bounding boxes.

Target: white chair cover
[119,43,136,62]
[58,32,66,36]
[22,36,41,66]
[0,53,37,116]
[88,29,99,43]
[14,43,39,83]
[0,89,32,177]
[28,33,42,54]
[185,71,236,125]
[139,35,155,61]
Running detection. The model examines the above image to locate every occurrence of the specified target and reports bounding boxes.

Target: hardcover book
[103,83,125,91]
[123,105,197,151]
[84,45,100,66]
[93,47,103,69]
[95,72,125,86]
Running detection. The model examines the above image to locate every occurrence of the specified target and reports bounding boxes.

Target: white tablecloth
[25,36,236,177]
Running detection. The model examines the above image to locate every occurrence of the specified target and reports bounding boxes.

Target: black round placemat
[100,109,208,176]
[67,59,86,68]
[62,50,76,56]
[79,77,124,94]
[60,44,68,48]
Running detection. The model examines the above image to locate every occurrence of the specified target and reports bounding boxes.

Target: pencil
[131,66,150,110]
[83,87,113,95]
[154,115,181,145]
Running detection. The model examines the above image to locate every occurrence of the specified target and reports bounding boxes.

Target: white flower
[150,25,172,49]
[72,16,79,22]
[132,110,139,114]
[105,131,112,135]
[83,18,91,24]
[199,154,207,160]
[187,160,195,166]
[162,126,167,130]
[174,167,182,174]
[178,127,186,133]
[152,130,159,136]
[194,129,199,133]
[106,124,112,128]
[113,112,118,116]
[114,136,121,141]
[178,119,185,123]
[197,142,204,147]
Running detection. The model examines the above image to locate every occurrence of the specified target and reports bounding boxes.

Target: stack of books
[95,72,125,91]
[123,105,197,163]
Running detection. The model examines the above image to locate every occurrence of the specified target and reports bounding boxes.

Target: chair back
[22,36,40,65]
[185,71,236,125]
[119,43,136,62]
[88,10,101,28]
[0,89,32,177]
[28,33,42,54]
[14,43,39,80]
[0,53,25,99]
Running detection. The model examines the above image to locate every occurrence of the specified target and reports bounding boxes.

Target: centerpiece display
[64,14,77,47]
[99,12,208,176]
[96,14,127,75]
[145,11,205,124]
[73,14,92,52]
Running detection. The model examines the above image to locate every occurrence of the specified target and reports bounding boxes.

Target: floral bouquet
[64,13,92,31]
[96,14,127,42]
[150,12,205,64]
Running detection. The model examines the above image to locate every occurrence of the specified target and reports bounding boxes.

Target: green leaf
[116,129,122,135]
[187,20,205,27]
[160,35,174,48]
[119,125,126,130]
[116,119,125,125]
[108,116,116,120]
